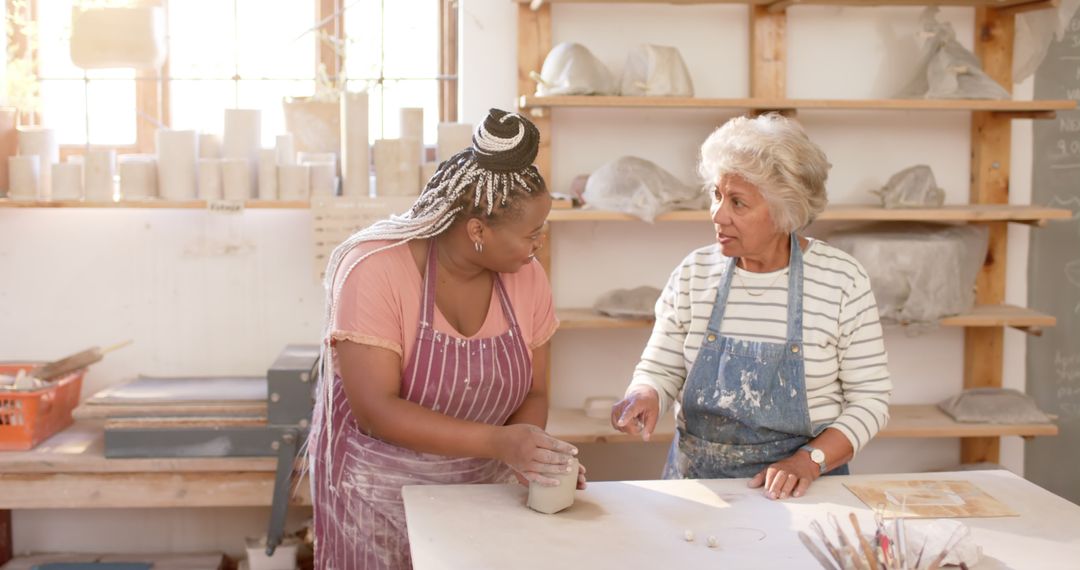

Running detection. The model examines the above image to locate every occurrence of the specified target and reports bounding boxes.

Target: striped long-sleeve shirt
[628,239,891,452]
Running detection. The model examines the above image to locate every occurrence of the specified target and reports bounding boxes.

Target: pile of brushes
[799,510,974,570]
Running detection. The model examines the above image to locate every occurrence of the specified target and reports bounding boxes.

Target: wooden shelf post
[518,2,555,391]
[963,8,1015,465]
[750,6,786,100]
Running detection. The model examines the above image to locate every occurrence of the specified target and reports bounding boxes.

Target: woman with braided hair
[309,108,584,569]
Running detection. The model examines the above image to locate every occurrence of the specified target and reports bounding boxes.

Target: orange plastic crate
[0,363,84,451]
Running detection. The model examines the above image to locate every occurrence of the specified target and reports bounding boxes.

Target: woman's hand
[575,462,587,490]
[493,424,578,487]
[610,386,660,441]
[748,452,819,500]
[513,461,588,490]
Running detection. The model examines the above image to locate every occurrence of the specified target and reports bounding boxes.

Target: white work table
[402,470,1080,569]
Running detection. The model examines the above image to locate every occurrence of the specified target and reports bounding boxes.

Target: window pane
[382,1,438,79]
[236,0,316,79]
[238,80,317,147]
[168,0,236,78]
[170,80,236,134]
[40,77,136,145]
[343,2,382,80]
[379,79,439,145]
[39,80,85,143]
[37,0,78,78]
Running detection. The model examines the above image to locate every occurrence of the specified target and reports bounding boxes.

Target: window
[36,0,137,146]
[344,0,443,143]
[20,0,457,153]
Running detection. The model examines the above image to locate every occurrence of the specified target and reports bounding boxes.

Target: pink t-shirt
[329,240,559,364]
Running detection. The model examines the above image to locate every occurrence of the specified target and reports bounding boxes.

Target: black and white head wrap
[309,108,546,487]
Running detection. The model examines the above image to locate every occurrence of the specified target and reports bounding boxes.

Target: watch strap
[800,444,827,475]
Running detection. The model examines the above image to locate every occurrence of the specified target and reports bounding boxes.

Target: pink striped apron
[311,241,533,569]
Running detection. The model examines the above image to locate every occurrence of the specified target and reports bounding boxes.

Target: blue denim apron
[663,234,849,479]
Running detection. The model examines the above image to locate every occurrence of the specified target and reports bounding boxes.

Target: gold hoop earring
[474,241,484,254]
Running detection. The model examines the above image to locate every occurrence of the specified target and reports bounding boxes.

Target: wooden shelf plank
[515,0,1041,7]
[548,408,676,444]
[520,95,1075,114]
[4,201,1069,225]
[939,304,1055,328]
[0,421,311,508]
[557,308,653,330]
[547,404,1057,445]
[880,405,1058,438]
[0,199,310,209]
[547,204,1072,223]
[0,421,279,474]
[558,304,1054,330]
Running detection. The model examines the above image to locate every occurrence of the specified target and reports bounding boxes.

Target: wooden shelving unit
[519,0,1072,465]
[558,304,1056,332]
[0,199,309,209]
[548,204,1072,225]
[0,421,310,509]
[516,0,1054,7]
[519,95,1072,117]
[548,404,1059,445]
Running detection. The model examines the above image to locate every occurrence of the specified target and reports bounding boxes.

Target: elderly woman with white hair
[611,113,891,500]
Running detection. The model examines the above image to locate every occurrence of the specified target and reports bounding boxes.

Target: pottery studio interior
[1,1,1079,569]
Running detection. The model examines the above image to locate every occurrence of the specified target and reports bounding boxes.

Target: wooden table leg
[0,509,12,565]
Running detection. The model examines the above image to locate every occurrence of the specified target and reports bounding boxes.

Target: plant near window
[5,0,40,125]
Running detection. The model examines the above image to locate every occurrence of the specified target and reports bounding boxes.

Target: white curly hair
[698,113,830,233]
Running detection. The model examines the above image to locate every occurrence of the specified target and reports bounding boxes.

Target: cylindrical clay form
[527,457,578,514]
[156,129,198,200]
[51,162,83,200]
[83,149,116,201]
[340,91,369,197]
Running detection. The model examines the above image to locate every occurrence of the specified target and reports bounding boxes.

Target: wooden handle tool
[799,530,841,570]
[29,340,132,382]
[850,513,880,570]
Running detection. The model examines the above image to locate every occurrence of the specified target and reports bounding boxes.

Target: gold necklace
[735,267,787,297]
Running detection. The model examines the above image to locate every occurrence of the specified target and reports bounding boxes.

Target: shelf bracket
[994,0,1060,18]
[766,0,797,14]
[992,110,1057,120]
[1010,325,1044,336]
[750,107,796,118]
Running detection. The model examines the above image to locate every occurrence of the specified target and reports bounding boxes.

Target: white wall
[1,2,1036,556]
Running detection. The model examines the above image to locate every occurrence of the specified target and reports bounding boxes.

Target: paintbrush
[800,530,841,570]
[829,514,869,570]
[811,519,847,568]
[913,533,929,569]
[925,524,967,570]
[28,340,132,382]
[849,513,880,570]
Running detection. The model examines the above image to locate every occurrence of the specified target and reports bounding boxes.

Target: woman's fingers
[748,469,767,489]
[793,475,812,498]
[761,469,807,500]
[535,431,578,456]
[779,473,799,499]
[641,407,658,441]
[522,471,560,487]
[616,402,642,434]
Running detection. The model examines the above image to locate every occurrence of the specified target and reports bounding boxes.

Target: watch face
[810,449,826,464]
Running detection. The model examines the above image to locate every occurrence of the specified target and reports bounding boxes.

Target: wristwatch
[800,444,827,475]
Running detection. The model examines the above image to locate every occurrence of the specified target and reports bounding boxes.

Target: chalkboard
[1027,14,1080,504]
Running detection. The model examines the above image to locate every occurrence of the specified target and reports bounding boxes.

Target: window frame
[10,0,457,159]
